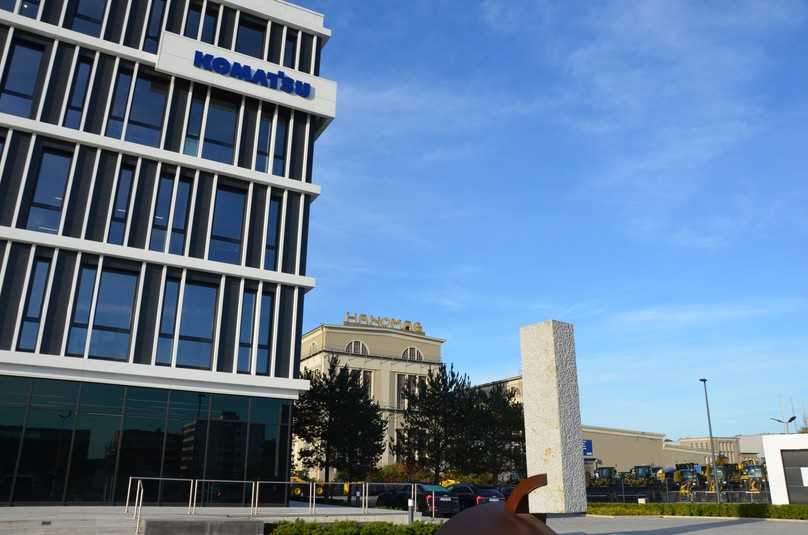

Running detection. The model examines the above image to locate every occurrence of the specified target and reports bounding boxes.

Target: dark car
[498,484,516,499]
[375,484,460,516]
[447,484,505,510]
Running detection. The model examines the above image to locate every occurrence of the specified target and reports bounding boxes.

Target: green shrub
[269,521,440,535]
[587,502,808,520]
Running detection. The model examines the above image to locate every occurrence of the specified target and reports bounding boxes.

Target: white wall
[762,433,808,505]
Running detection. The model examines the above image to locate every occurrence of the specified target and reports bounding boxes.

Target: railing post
[125,477,133,514]
[186,480,193,515]
[310,482,315,514]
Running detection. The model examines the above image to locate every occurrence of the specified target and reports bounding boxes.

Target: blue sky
[295,0,808,439]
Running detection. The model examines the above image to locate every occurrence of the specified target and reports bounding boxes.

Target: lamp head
[788,416,797,423]
[699,378,707,383]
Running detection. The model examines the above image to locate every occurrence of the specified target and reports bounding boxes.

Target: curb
[584,514,808,523]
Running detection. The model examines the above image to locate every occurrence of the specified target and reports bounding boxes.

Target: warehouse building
[0,0,335,505]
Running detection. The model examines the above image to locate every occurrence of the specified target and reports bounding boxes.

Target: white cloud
[609,300,806,329]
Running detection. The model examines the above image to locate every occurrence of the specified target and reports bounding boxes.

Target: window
[183,86,206,156]
[283,29,297,68]
[237,288,256,373]
[235,14,265,59]
[169,178,192,255]
[255,290,274,375]
[255,106,272,173]
[16,257,51,351]
[64,0,107,37]
[0,38,45,118]
[155,275,179,365]
[345,340,369,356]
[18,0,40,18]
[89,269,138,361]
[105,67,133,138]
[402,347,423,361]
[149,172,174,251]
[107,164,135,245]
[184,0,202,38]
[201,3,219,44]
[142,0,166,53]
[125,72,169,147]
[272,109,289,176]
[202,91,239,164]
[66,263,97,356]
[264,195,281,270]
[63,54,93,129]
[23,149,72,234]
[176,280,218,369]
[208,185,245,264]
[362,370,373,392]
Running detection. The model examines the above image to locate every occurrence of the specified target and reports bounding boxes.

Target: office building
[0,0,335,505]
[300,313,444,469]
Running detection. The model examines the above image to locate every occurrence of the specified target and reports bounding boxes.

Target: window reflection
[66,263,97,357]
[264,196,282,270]
[107,164,135,245]
[89,269,137,361]
[64,55,93,129]
[237,289,256,374]
[105,67,133,139]
[176,280,217,370]
[125,72,169,147]
[209,185,246,265]
[149,172,175,252]
[17,257,51,352]
[156,275,180,366]
[256,291,274,376]
[235,14,265,59]
[0,38,45,118]
[64,0,107,37]
[202,91,239,164]
[24,149,72,234]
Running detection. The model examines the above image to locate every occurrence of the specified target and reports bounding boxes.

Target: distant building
[476,375,713,472]
[677,436,740,464]
[299,313,445,470]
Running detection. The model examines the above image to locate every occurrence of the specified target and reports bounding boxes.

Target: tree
[393,364,471,484]
[293,356,386,483]
[474,383,526,483]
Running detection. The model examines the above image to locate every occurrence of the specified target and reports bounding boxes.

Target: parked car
[446,484,505,510]
[498,484,516,499]
[375,484,460,516]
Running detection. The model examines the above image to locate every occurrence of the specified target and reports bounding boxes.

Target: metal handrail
[124,477,195,516]
[191,478,255,514]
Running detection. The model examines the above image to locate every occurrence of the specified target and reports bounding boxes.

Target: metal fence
[586,477,772,504]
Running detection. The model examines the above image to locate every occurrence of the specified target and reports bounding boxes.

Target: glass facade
[0,375,290,505]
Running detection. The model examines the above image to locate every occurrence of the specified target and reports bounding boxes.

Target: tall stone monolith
[520,320,586,513]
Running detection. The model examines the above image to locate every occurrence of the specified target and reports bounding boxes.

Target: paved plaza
[549,515,807,534]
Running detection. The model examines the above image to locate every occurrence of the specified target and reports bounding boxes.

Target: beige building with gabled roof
[299,313,445,469]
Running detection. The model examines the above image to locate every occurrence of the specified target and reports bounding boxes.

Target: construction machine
[739,461,767,493]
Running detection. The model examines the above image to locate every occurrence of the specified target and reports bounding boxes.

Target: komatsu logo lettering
[193,51,312,98]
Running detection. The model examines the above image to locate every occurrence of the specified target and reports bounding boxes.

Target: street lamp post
[699,378,721,504]
[770,416,796,434]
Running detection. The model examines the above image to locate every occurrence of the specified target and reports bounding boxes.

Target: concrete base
[144,520,261,535]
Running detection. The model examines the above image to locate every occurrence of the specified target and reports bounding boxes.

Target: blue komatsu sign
[193,51,312,98]
[582,439,593,456]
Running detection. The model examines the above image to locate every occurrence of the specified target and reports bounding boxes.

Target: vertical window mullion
[119,0,134,45]
[213,3,223,44]
[262,19,271,61]
[210,275,225,371]
[274,190,287,273]
[202,173,218,259]
[99,57,121,135]
[268,282,280,377]
[178,80,195,154]
[294,30,301,70]
[285,287,299,378]
[11,133,38,228]
[0,28,16,79]
[301,115,311,181]
[149,264,167,365]
[0,127,13,193]
[283,113,294,178]
[78,51,101,132]
[240,182,252,266]
[294,194,304,275]
[196,87,211,157]
[138,0,154,50]
[183,170,199,257]
[143,162,164,249]
[161,0,174,35]
[35,39,60,121]
[268,104,278,173]
[81,256,105,358]
[119,62,141,140]
[57,143,81,236]
[179,0,190,34]
[101,154,124,242]
[232,95,245,163]
[310,35,317,74]
[127,262,147,363]
[98,0,115,38]
[34,250,60,353]
[158,77,175,148]
[251,100,263,171]
[231,9,240,51]
[250,280,262,375]
[278,25,287,68]
[231,278,244,374]
[196,0,208,41]
[80,149,103,239]
[59,251,83,356]
[58,47,82,125]
[10,245,38,351]
[258,185,271,269]
[163,166,181,253]
[170,268,186,367]
[122,158,142,245]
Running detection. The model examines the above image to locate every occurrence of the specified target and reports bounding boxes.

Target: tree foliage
[393,365,526,484]
[293,356,387,482]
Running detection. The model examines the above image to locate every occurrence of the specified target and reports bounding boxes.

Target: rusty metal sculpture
[436,475,558,535]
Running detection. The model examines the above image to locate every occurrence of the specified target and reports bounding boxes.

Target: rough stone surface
[520,320,586,514]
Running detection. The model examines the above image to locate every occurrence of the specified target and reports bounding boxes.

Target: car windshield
[476,488,503,497]
[747,467,763,477]
[420,485,449,494]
